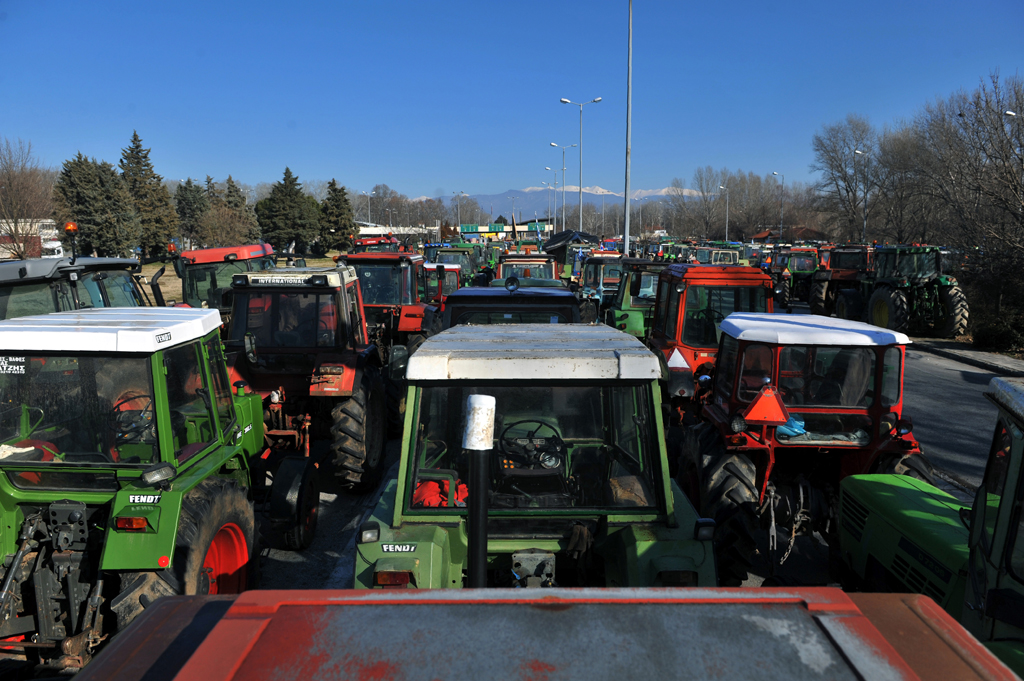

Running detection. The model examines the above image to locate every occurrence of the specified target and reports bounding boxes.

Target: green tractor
[837,375,1024,677]
[604,259,668,339]
[354,324,718,589]
[0,308,317,675]
[840,245,969,338]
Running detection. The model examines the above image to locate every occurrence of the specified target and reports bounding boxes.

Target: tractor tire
[809,281,830,316]
[109,479,255,631]
[876,450,937,486]
[937,285,969,338]
[867,285,909,332]
[676,422,718,512]
[775,279,791,309]
[580,299,598,324]
[835,290,865,321]
[702,446,759,587]
[281,459,320,551]
[330,367,386,492]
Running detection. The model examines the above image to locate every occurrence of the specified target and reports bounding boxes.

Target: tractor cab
[604,259,669,339]
[172,244,276,318]
[646,264,773,412]
[0,257,153,320]
[352,236,401,254]
[775,246,819,307]
[442,281,581,328]
[435,248,479,285]
[497,254,559,281]
[681,313,932,585]
[837,375,1024,677]
[354,324,717,589]
[811,244,873,317]
[578,254,624,322]
[423,263,462,311]
[422,242,448,262]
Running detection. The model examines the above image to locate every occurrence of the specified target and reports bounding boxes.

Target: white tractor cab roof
[0,308,221,353]
[988,377,1024,426]
[720,313,912,346]
[230,266,358,288]
[408,324,661,381]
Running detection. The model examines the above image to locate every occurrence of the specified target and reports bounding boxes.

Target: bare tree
[810,114,877,241]
[689,166,723,239]
[302,179,330,203]
[0,138,55,259]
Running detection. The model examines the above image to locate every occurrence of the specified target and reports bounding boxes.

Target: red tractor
[646,264,774,424]
[810,244,875,317]
[225,266,388,504]
[342,253,441,433]
[352,236,401,253]
[423,262,462,312]
[170,244,276,321]
[677,313,934,585]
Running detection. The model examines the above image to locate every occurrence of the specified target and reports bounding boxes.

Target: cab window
[715,335,739,401]
[164,343,217,463]
[738,344,774,401]
[665,288,681,340]
[653,281,670,334]
[984,420,1012,561]
[204,338,235,436]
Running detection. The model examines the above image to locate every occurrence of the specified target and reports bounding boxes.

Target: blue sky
[1,0,1021,199]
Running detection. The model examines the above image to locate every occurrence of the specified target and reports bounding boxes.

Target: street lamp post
[561,96,602,233]
[772,172,785,242]
[854,149,867,243]
[453,191,467,229]
[508,196,517,225]
[719,184,729,241]
[361,191,375,224]
[545,166,558,222]
[551,143,576,232]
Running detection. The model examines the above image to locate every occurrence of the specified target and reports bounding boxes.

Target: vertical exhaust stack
[463,394,496,588]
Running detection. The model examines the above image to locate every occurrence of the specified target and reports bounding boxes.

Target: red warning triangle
[742,385,791,426]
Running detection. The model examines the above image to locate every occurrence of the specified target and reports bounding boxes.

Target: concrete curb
[910,342,1024,377]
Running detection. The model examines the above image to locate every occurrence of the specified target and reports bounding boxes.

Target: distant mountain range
[412,185,695,222]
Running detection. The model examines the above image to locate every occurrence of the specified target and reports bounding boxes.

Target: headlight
[730,414,748,433]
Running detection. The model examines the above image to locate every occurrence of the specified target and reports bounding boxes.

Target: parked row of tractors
[0,231,1014,679]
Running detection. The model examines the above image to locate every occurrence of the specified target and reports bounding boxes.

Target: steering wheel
[499,420,565,468]
[108,394,155,444]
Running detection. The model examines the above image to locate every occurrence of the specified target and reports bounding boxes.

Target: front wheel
[809,281,830,316]
[330,367,386,492]
[701,442,759,587]
[108,479,255,630]
[775,279,791,309]
[580,299,598,323]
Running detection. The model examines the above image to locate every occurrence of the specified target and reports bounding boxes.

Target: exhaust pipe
[463,394,496,588]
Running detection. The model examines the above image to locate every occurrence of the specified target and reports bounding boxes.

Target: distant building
[0,219,57,259]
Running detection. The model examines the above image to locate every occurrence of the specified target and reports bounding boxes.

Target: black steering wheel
[499,420,565,469]
[108,394,155,444]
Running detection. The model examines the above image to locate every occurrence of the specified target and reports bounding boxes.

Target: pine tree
[173,179,209,248]
[254,168,319,252]
[53,153,140,257]
[224,175,260,241]
[119,131,178,257]
[318,179,355,253]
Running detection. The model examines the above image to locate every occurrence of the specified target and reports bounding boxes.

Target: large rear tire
[867,285,909,332]
[809,281,830,316]
[579,299,598,324]
[109,479,255,631]
[835,290,865,321]
[937,285,969,338]
[876,450,936,486]
[775,279,791,309]
[330,368,386,492]
[702,445,759,587]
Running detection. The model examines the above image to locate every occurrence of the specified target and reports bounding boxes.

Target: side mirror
[389,344,410,380]
[896,417,913,436]
[697,374,713,390]
[675,283,685,294]
[968,483,988,550]
[244,332,259,365]
[220,289,234,310]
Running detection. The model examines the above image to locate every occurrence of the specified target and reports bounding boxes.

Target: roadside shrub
[972,318,1024,351]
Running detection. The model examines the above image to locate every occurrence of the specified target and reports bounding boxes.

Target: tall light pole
[623,0,633,255]
[772,172,785,242]
[361,190,375,224]
[854,150,867,242]
[551,143,576,232]
[507,195,518,226]
[719,184,729,242]
[453,191,467,230]
[545,166,558,222]
[561,96,602,233]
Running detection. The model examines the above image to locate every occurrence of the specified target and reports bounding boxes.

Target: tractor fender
[99,488,185,571]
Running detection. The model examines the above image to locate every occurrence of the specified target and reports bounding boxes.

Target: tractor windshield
[0,354,159,482]
[832,251,868,270]
[408,383,659,511]
[681,286,768,348]
[789,255,816,272]
[354,243,399,253]
[437,252,473,271]
[894,252,938,279]
[502,263,555,279]
[0,271,143,321]
[426,269,460,298]
[229,291,343,348]
[711,251,738,265]
[184,261,250,309]
[352,264,413,306]
[636,272,659,300]
[694,249,712,264]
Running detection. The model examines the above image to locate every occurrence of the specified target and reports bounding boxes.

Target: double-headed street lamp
[561,96,602,233]
[550,143,576,232]
[772,172,785,242]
